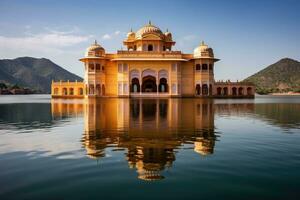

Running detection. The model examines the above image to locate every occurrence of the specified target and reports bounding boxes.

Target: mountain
[244,58,300,94]
[0,57,83,93]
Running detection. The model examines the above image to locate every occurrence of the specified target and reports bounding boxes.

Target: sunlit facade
[51,22,255,98]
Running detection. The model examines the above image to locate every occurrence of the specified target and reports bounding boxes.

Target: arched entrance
[223,87,228,96]
[217,87,222,95]
[238,87,244,95]
[232,87,237,96]
[247,87,252,95]
[142,76,157,92]
[159,78,168,92]
[195,84,201,95]
[131,78,140,93]
[202,84,208,95]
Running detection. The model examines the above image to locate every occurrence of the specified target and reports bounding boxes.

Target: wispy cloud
[102,34,111,40]
[100,30,124,41]
[0,28,92,54]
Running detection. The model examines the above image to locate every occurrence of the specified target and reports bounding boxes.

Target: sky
[0,0,299,80]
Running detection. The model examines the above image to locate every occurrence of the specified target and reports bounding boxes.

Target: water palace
[51,22,255,98]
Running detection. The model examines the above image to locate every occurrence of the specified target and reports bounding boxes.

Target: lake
[0,95,299,200]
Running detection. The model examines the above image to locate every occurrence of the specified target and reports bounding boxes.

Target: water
[0,95,299,200]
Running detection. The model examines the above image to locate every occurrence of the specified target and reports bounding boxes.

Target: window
[196,64,201,71]
[89,63,94,71]
[123,63,128,72]
[118,82,122,94]
[96,64,101,71]
[102,66,105,71]
[163,46,166,51]
[202,64,208,70]
[123,84,128,94]
[148,44,153,51]
[118,63,123,73]
[172,63,177,72]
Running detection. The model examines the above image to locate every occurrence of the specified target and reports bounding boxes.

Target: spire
[166,28,169,32]
[148,20,151,25]
[130,27,133,32]
[94,40,97,45]
[201,41,205,45]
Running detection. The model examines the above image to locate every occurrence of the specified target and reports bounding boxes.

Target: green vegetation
[0,57,83,93]
[244,58,300,94]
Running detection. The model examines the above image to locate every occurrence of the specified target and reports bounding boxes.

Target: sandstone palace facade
[51,22,254,98]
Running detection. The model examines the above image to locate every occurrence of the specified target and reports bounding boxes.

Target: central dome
[135,21,164,39]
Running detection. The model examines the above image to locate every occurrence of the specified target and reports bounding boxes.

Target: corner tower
[193,41,219,97]
[80,41,106,97]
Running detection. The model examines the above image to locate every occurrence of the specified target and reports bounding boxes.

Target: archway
[217,87,222,95]
[202,84,208,95]
[142,76,157,92]
[209,84,212,95]
[196,84,201,95]
[69,88,74,95]
[102,85,105,95]
[63,88,67,95]
[238,87,244,95]
[223,87,228,96]
[131,78,140,93]
[89,84,94,95]
[159,78,168,92]
[78,88,83,95]
[247,87,252,95]
[232,87,237,96]
[96,84,101,95]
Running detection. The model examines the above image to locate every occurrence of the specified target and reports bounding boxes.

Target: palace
[51,22,254,98]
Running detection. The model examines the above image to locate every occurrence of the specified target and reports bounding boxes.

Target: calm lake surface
[0,95,299,200]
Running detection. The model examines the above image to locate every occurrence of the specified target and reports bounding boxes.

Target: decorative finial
[130,27,133,32]
[149,20,151,25]
[166,28,169,32]
[201,41,205,45]
[94,40,97,45]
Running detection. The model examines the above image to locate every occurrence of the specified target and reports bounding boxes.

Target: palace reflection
[51,99,256,181]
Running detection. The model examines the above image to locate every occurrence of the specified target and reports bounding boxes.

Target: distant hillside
[0,57,83,93]
[244,58,300,94]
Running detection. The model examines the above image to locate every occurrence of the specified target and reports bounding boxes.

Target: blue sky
[0,0,299,80]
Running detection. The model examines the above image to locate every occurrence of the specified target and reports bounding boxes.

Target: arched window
[54,88,59,95]
[196,64,201,71]
[202,64,208,70]
[159,78,168,93]
[96,84,101,95]
[223,87,228,96]
[232,87,237,96]
[131,78,140,93]
[217,87,222,95]
[96,64,101,71]
[69,88,74,95]
[148,44,153,51]
[195,84,201,95]
[247,87,252,95]
[78,88,83,95]
[202,84,208,95]
[63,88,67,95]
[238,87,244,95]
[102,85,105,95]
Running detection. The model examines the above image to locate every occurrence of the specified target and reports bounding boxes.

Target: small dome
[164,29,172,41]
[127,28,135,39]
[85,40,105,57]
[135,21,164,39]
[193,41,214,58]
